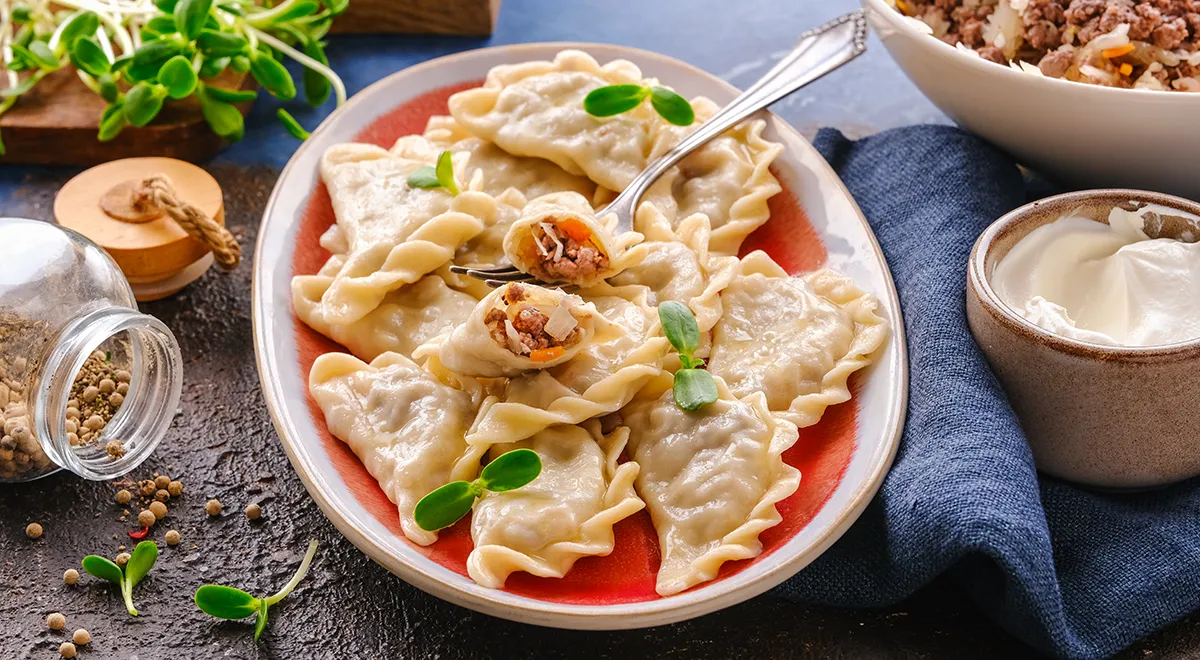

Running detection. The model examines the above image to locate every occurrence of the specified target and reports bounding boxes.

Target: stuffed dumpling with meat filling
[415,282,602,378]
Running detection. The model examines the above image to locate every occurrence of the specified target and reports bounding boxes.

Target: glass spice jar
[0,218,182,482]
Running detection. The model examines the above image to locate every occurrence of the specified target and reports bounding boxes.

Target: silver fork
[451,10,869,286]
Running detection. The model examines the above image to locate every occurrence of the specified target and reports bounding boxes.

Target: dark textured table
[2,2,1199,658]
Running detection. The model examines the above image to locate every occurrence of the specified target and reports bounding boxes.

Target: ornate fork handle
[607,10,869,233]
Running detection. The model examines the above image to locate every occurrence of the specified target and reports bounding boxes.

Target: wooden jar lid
[55,157,224,286]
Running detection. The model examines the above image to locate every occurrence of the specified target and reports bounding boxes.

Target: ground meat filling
[528,220,610,282]
[897,0,1200,90]
[484,285,582,357]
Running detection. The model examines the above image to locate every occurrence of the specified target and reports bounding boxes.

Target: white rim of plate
[253,41,909,629]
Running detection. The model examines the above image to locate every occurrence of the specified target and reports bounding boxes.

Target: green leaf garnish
[126,40,181,82]
[277,108,311,140]
[406,166,439,189]
[124,82,168,127]
[657,301,717,411]
[196,29,249,58]
[69,37,111,77]
[11,6,31,23]
[158,55,199,99]
[584,84,695,126]
[435,149,460,195]
[414,449,544,531]
[98,102,128,141]
[57,12,100,50]
[26,40,58,68]
[583,84,650,117]
[249,50,297,100]
[203,85,258,103]
[174,0,214,40]
[195,540,318,642]
[198,87,245,140]
[673,368,719,411]
[479,448,541,492]
[649,86,695,126]
[82,541,158,616]
[302,39,331,106]
[141,14,179,40]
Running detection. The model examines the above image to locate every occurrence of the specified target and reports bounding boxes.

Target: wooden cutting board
[332,0,501,34]
[0,68,254,167]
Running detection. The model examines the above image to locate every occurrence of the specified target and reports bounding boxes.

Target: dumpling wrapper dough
[708,251,889,427]
[623,374,800,596]
[467,421,644,588]
[308,351,484,546]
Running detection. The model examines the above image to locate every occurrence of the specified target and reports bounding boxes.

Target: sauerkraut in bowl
[888,0,1200,91]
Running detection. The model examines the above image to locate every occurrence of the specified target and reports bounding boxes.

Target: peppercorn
[165,529,181,546]
[81,386,99,403]
[116,489,132,505]
[47,612,66,630]
[155,489,170,502]
[139,480,155,496]
[98,378,116,395]
[137,509,156,528]
[72,629,90,645]
[60,641,76,658]
[149,500,168,520]
[25,522,42,539]
[63,569,79,585]
[245,503,262,520]
[115,552,130,567]
[115,369,131,383]
[154,475,170,489]
[108,392,124,408]
[205,499,222,516]
[167,480,183,497]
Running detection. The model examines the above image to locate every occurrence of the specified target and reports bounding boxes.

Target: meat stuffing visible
[485,286,581,355]
[897,0,1200,90]
[530,222,610,282]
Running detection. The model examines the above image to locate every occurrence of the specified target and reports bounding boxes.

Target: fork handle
[617,10,868,216]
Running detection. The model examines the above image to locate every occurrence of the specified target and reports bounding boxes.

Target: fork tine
[448,265,474,275]
[462,264,521,277]
[476,268,537,282]
[486,275,535,287]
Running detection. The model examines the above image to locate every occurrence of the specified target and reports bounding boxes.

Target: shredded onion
[1090,23,1130,51]
[503,320,527,355]
[539,222,564,261]
[544,305,579,341]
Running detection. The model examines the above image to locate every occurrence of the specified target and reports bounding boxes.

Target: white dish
[252,42,908,629]
[863,0,1200,198]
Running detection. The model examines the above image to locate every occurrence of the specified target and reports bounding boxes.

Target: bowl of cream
[967,190,1200,489]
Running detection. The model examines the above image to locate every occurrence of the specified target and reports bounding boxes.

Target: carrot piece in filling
[555,218,593,244]
[530,346,566,362]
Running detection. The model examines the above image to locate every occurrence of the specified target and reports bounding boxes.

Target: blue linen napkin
[776,126,1200,660]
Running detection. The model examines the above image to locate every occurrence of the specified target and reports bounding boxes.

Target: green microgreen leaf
[140,14,179,41]
[194,540,317,642]
[673,368,719,411]
[658,301,700,357]
[478,448,542,493]
[25,40,59,68]
[198,55,229,79]
[57,11,100,50]
[158,55,198,99]
[406,166,439,189]
[125,541,158,590]
[249,50,296,100]
[302,39,331,106]
[414,480,476,531]
[583,84,649,118]
[230,55,251,74]
[268,0,320,24]
[126,40,181,82]
[194,585,260,619]
[13,25,33,49]
[323,0,349,15]
[110,53,132,73]
[435,150,459,195]
[97,73,119,102]
[98,102,127,141]
[11,6,32,23]
[277,108,311,139]
[153,0,179,12]
[196,29,248,57]
[124,82,167,127]
[0,75,39,98]
[198,87,244,140]
[81,555,123,584]
[173,0,214,40]
[649,86,695,126]
[202,84,257,103]
[254,600,269,640]
[69,37,110,77]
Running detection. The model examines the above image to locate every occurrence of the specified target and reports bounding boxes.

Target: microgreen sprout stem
[414,448,542,531]
[194,539,319,641]
[81,540,158,616]
[406,150,459,195]
[658,301,718,410]
[584,83,695,126]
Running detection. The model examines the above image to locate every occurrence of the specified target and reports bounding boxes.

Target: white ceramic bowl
[862,0,1200,198]
[253,42,909,629]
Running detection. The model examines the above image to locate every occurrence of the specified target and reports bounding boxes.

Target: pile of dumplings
[294,50,890,597]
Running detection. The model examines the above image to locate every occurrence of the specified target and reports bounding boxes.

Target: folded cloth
[775,126,1200,660]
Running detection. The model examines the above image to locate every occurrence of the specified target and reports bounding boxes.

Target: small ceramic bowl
[966,190,1200,489]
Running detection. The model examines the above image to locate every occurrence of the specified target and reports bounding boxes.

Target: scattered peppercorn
[115,552,130,567]
[115,489,132,505]
[72,629,90,645]
[165,529,181,546]
[105,439,126,459]
[154,475,170,489]
[137,509,156,528]
[149,501,168,520]
[167,480,183,497]
[245,503,262,520]
[47,612,66,630]
[63,569,79,585]
[60,641,77,658]
[205,499,222,516]
[155,489,170,502]
[139,480,156,497]
[25,522,42,539]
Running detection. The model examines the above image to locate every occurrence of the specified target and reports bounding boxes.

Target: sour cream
[991,205,1200,347]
